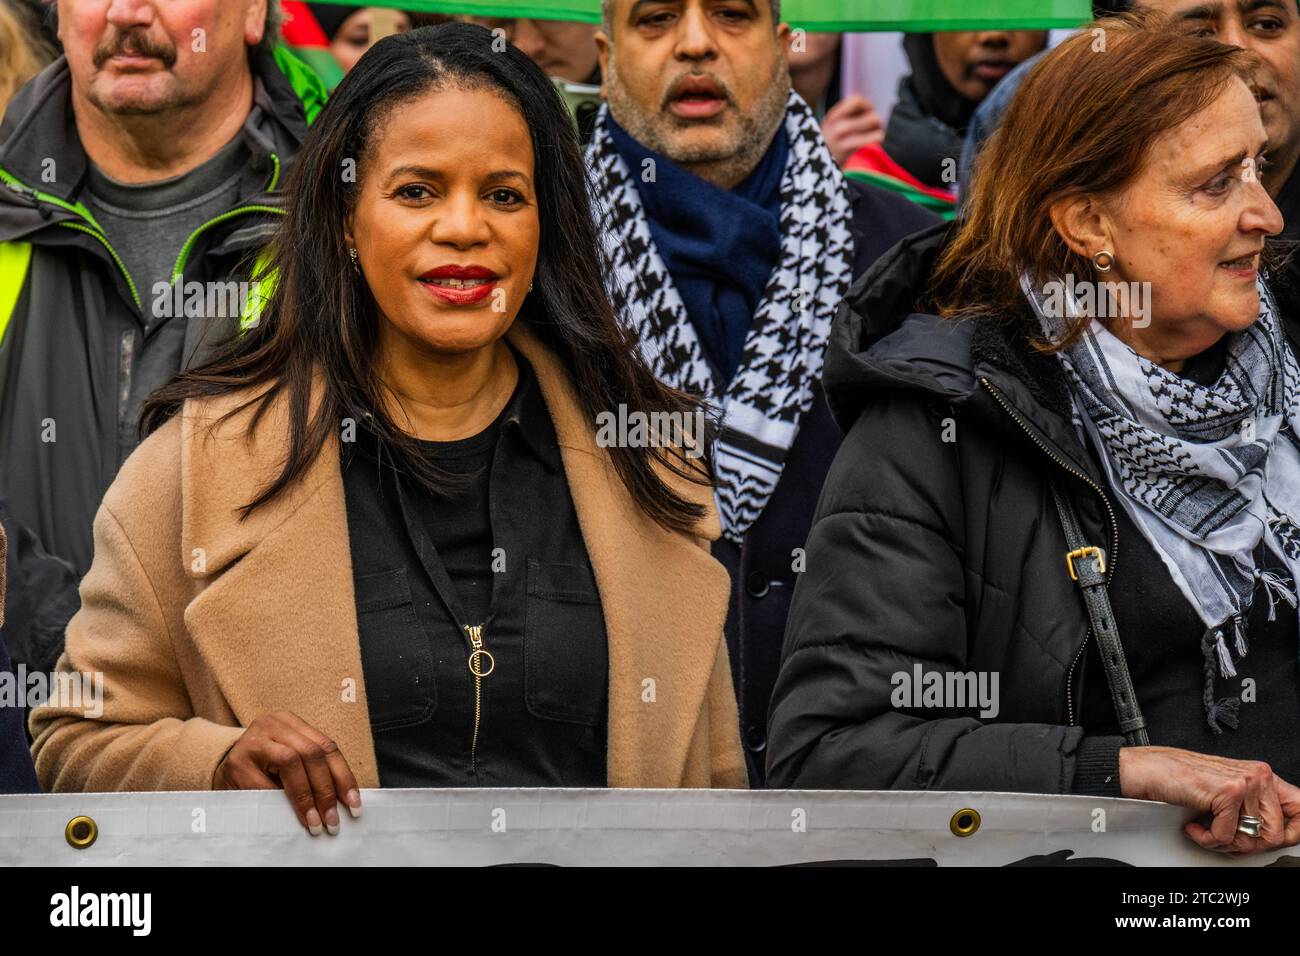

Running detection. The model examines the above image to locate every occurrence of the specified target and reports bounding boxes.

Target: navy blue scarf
[605,113,786,384]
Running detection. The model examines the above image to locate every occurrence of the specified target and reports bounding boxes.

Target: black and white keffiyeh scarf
[586,92,855,542]
[1025,273,1300,732]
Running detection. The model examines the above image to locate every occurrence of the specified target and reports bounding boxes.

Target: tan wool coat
[29,323,747,792]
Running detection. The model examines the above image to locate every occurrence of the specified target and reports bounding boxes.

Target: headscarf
[901,33,980,134]
[883,35,981,189]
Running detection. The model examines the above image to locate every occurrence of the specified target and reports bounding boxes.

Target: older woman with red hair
[769,14,1300,856]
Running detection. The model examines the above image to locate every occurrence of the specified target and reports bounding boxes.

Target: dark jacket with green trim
[765,222,1137,795]
[0,48,321,584]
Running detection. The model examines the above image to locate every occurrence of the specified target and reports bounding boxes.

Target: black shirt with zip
[341,352,609,788]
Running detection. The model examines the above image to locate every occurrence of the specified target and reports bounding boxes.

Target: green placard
[304,0,1092,31]
[306,0,602,23]
[782,0,1090,30]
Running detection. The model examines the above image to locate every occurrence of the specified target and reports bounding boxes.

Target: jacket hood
[0,47,317,242]
[901,34,979,134]
[824,221,1116,484]
[887,35,976,188]
[825,222,975,428]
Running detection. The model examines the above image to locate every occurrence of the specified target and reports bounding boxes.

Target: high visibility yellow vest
[0,240,32,348]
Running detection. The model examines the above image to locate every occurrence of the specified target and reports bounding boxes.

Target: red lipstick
[418,264,498,305]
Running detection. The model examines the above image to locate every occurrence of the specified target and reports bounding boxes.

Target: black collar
[499,350,563,474]
[969,311,1106,485]
[351,349,563,475]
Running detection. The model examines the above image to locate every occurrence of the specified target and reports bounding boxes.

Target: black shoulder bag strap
[1050,480,1150,747]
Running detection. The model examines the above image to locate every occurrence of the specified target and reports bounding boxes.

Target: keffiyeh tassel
[1254,567,1297,622]
[1200,628,1243,734]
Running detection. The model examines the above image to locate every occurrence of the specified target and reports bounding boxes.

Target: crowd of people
[1,0,1298,858]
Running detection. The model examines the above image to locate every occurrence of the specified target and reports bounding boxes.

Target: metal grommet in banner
[950,808,981,837]
[65,815,98,849]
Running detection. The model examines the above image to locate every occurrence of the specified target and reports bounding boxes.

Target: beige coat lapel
[174,325,731,791]
[178,386,381,788]
[509,324,732,787]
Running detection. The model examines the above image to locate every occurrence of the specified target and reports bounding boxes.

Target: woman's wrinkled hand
[214,711,363,836]
[1120,745,1300,855]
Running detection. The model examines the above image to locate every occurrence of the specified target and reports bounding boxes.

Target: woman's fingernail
[325,807,340,835]
[307,808,323,836]
[347,790,363,819]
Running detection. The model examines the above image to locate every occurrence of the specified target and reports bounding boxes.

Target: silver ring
[1237,814,1262,838]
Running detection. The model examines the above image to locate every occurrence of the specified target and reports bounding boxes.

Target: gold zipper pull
[465,624,494,678]
[463,623,492,775]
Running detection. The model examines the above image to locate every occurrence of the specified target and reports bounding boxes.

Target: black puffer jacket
[768,223,1300,793]
[763,224,1149,793]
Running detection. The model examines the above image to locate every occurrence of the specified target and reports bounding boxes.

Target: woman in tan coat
[30,24,745,835]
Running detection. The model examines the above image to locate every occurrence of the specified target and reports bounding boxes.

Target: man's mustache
[660,71,735,110]
[93,29,178,69]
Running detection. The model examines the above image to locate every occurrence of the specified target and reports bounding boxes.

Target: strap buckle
[1066,546,1106,581]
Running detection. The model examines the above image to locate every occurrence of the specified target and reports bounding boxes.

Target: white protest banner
[2,788,1295,866]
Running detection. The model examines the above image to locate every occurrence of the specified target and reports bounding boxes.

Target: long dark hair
[143,22,714,534]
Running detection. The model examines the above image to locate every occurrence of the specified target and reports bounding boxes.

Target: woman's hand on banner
[1120,745,1300,855]
[214,711,363,836]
